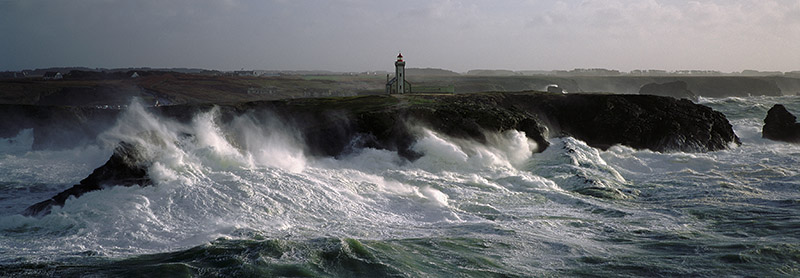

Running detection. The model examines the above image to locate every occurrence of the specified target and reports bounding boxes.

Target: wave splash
[0,100,571,257]
[2,97,799,277]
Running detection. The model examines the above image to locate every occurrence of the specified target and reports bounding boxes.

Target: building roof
[43,71,61,77]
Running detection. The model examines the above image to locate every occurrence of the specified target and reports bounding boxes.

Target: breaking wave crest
[2,97,798,277]
[0,101,580,258]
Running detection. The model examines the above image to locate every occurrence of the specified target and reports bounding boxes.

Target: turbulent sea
[1,96,799,277]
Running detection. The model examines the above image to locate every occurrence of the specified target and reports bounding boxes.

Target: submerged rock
[23,142,151,216]
[762,104,800,143]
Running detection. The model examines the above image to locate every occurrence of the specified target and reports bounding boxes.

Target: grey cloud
[1,0,799,72]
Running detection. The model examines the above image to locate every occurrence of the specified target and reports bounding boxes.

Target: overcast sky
[2,0,799,72]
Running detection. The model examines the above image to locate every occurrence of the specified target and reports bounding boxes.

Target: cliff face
[638,81,696,99]
[14,92,742,216]
[680,77,782,97]
[0,104,119,150]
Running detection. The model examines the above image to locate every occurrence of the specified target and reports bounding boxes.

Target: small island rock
[763,104,800,143]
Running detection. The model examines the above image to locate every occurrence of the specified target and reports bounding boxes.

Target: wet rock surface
[505,93,740,152]
[23,142,151,216]
[762,104,800,143]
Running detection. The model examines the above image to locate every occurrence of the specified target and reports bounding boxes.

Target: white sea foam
[530,137,627,193]
[2,96,798,272]
[411,128,539,172]
[5,103,535,256]
[230,112,307,172]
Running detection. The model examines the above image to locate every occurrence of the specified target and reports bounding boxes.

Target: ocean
[1,96,799,277]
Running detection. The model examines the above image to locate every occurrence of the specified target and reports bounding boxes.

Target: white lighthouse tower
[386,53,410,94]
[395,53,405,94]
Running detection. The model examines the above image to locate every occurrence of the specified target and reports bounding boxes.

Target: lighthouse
[395,53,405,94]
[386,53,411,94]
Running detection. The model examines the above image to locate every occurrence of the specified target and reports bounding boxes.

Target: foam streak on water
[1,97,800,277]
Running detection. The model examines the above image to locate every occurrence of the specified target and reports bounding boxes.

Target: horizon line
[3,66,800,75]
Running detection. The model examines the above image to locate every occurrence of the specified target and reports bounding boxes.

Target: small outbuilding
[43,71,63,80]
[235,70,257,77]
[547,85,564,94]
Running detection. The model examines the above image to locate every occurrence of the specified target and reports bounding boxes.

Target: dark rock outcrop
[251,94,551,160]
[272,93,738,155]
[639,81,696,99]
[507,93,740,152]
[682,77,782,97]
[0,104,119,150]
[23,142,152,216]
[762,104,800,143]
[19,92,741,216]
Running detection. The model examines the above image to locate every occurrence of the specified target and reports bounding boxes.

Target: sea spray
[0,128,33,154]
[229,110,307,173]
[2,96,799,277]
[411,128,539,172]
[530,137,629,198]
[2,102,553,256]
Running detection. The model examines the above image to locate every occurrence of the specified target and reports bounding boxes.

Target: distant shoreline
[1,71,799,107]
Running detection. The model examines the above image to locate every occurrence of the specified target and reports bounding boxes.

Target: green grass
[301,75,344,81]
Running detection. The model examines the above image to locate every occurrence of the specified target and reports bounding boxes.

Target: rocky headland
[9,92,741,216]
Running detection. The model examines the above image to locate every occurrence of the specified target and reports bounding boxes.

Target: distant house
[234,70,256,77]
[43,72,63,80]
[547,85,565,94]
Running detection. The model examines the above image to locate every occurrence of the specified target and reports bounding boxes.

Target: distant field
[0,74,388,106]
[1,73,798,106]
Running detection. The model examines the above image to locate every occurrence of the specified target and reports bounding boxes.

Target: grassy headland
[2,72,799,107]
